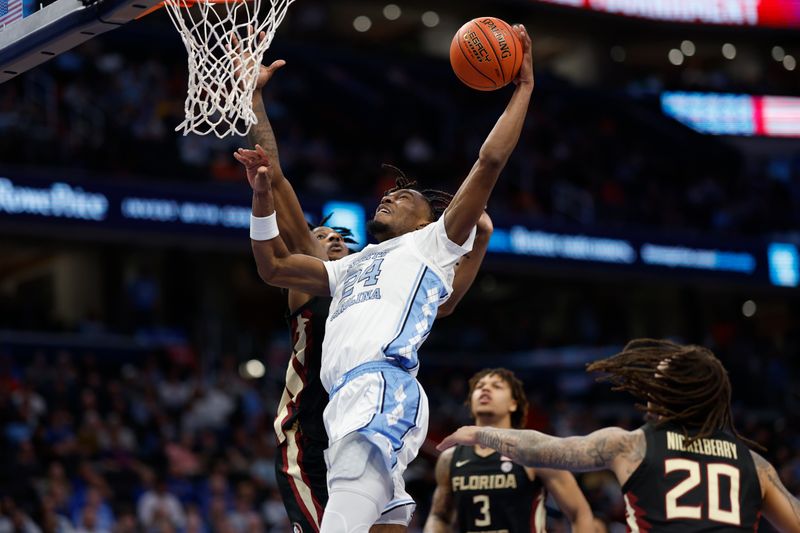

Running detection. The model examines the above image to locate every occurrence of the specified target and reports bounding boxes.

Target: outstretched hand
[511,24,533,88]
[231,29,286,93]
[234,145,272,193]
[436,426,481,452]
[234,144,270,170]
[255,58,286,91]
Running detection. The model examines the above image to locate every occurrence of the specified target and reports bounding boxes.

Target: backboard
[0,0,161,83]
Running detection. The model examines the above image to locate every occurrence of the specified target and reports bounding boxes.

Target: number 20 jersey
[621,423,761,532]
[320,215,475,392]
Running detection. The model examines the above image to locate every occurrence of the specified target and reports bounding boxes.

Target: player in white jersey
[244,24,534,532]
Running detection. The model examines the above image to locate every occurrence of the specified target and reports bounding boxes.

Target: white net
[163,0,294,138]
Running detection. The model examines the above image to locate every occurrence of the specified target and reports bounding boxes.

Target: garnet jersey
[273,296,331,445]
[450,444,547,533]
[622,423,762,532]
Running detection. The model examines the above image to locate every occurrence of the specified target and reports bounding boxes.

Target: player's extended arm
[753,451,800,532]
[249,165,331,296]
[235,60,325,259]
[423,448,457,533]
[438,426,645,484]
[443,25,534,245]
[438,212,493,318]
[536,468,595,533]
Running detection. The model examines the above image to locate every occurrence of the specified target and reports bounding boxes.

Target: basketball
[450,17,523,91]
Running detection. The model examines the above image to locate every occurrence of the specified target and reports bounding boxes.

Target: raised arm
[438,212,493,318]
[443,24,533,245]
[236,57,325,259]
[438,426,645,486]
[249,165,331,296]
[752,451,800,533]
[536,468,595,533]
[423,448,456,533]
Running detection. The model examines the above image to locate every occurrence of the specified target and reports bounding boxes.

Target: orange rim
[135,0,247,18]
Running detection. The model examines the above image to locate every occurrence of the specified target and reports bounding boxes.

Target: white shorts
[323,361,429,524]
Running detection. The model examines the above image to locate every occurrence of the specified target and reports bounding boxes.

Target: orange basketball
[450,17,523,91]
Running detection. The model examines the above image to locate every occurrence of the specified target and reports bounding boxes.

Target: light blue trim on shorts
[327,359,421,471]
[328,359,405,399]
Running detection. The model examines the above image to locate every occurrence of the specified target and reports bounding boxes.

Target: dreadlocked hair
[382,164,453,221]
[466,368,529,429]
[587,338,763,450]
[306,213,357,245]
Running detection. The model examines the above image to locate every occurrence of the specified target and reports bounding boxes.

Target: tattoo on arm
[476,427,641,473]
[754,452,800,527]
[248,96,282,171]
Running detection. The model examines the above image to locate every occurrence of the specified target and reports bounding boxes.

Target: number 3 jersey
[621,423,761,532]
[320,215,475,393]
[450,445,546,533]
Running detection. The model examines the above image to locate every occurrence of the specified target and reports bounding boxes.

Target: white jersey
[320,215,476,392]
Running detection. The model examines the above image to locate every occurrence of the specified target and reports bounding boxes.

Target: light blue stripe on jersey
[383,267,447,371]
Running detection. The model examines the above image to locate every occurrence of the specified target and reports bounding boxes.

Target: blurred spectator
[0,497,42,533]
[69,488,113,533]
[226,481,263,533]
[136,476,185,532]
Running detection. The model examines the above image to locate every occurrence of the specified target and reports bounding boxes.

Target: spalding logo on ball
[450,17,523,91]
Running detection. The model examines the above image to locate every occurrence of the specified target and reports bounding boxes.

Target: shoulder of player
[585,426,644,455]
[435,447,456,482]
[594,427,645,486]
[438,446,456,466]
[583,426,645,470]
[616,427,646,462]
[750,449,775,498]
[408,216,445,240]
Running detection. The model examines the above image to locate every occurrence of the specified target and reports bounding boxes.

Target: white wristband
[250,212,279,241]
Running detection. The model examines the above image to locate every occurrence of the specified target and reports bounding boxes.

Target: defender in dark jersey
[425,369,593,532]
[237,59,493,532]
[439,340,800,533]
[621,421,761,531]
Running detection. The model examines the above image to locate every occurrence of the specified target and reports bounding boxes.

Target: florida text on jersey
[451,444,547,533]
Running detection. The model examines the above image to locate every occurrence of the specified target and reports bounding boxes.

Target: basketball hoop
[162,0,294,138]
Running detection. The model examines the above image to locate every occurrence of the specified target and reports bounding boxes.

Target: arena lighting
[742,300,757,317]
[421,10,440,27]
[640,244,756,273]
[382,4,401,20]
[680,40,696,57]
[489,227,638,264]
[121,196,250,228]
[321,201,366,251]
[533,0,800,29]
[772,45,786,61]
[240,359,266,379]
[668,48,684,66]
[0,177,108,220]
[1,175,793,287]
[783,55,797,70]
[722,43,737,59]
[768,243,799,287]
[353,15,372,32]
[661,92,800,137]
